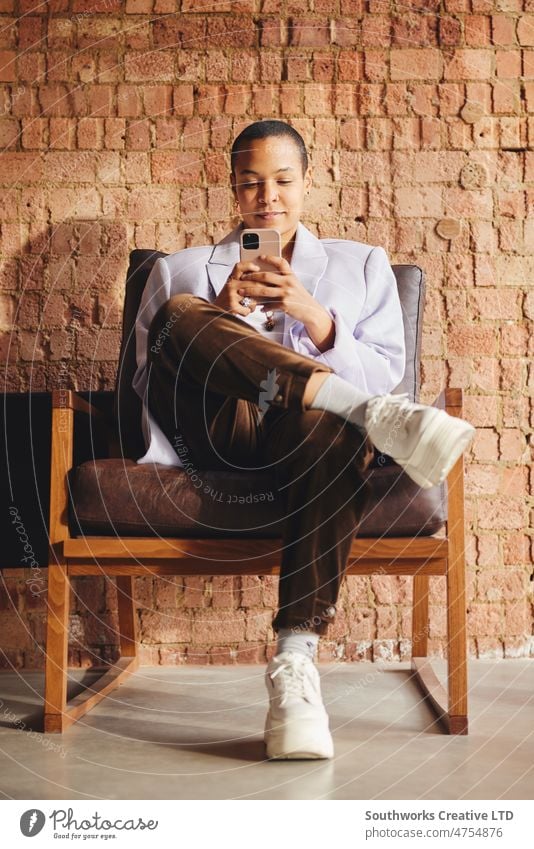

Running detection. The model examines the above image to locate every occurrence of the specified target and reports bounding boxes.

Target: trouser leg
[145,294,333,469]
[262,408,375,636]
[145,293,374,637]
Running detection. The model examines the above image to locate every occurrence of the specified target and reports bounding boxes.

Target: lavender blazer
[132,221,406,467]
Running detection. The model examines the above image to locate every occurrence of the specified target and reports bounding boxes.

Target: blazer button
[274,393,283,402]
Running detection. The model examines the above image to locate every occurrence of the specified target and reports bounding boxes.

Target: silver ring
[240,296,252,308]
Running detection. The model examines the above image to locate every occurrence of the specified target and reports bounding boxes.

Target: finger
[235,261,261,276]
[259,254,291,271]
[233,296,257,313]
[239,271,283,285]
[237,284,282,299]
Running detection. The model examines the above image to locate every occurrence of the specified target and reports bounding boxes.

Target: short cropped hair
[230,120,308,177]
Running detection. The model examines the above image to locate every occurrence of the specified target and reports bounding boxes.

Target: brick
[465,463,501,496]
[394,186,443,217]
[312,53,335,82]
[104,118,126,150]
[289,18,330,48]
[48,118,76,150]
[240,576,262,607]
[474,287,521,320]
[444,49,493,80]
[448,326,498,357]
[123,152,151,184]
[77,117,103,149]
[517,15,534,46]
[245,610,274,641]
[500,428,526,461]
[143,84,173,117]
[192,609,246,643]
[464,394,500,427]
[502,533,530,566]
[85,86,113,118]
[124,51,175,82]
[173,85,194,116]
[338,50,362,81]
[182,576,209,608]
[332,18,361,48]
[302,83,330,116]
[125,119,150,150]
[140,610,192,643]
[224,86,250,115]
[0,152,42,185]
[182,118,208,150]
[152,151,202,185]
[195,84,224,115]
[390,49,442,81]
[478,496,526,530]
[49,188,101,220]
[472,428,498,462]
[117,85,142,118]
[0,116,19,149]
[251,84,275,115]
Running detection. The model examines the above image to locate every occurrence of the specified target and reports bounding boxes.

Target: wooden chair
[44,251,469,735]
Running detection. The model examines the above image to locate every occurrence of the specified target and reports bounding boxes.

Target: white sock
[275,627,320,659]
[309,373,373,429]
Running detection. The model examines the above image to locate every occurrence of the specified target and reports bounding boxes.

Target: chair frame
[44,386,469,736]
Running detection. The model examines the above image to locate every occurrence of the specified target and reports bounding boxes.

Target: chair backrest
[113,250,425,460]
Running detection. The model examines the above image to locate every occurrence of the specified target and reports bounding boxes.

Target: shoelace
[269,656,313,707]
[365,392,414,431]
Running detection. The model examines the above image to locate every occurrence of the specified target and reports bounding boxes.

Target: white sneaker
[364,392,476,489]
[264,651,334,760]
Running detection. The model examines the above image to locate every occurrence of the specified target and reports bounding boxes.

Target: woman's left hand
[237,255,320,325]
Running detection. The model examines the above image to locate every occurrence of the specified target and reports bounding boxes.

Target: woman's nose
[258,181,279,204]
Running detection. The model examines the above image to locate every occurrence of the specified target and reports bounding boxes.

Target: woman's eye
[241,181,292,187]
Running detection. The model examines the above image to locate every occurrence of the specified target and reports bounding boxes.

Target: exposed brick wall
[1,0,532,668]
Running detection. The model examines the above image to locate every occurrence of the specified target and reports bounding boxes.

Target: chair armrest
[52,389,112,424]
[49,390,118,544]
[52,390,121,456]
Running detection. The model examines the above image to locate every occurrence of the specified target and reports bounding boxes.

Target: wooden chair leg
[44,560,70,733]
[116,575,138,658]
[445,454,468,734]
[412,456,469,734]
[412,574,429,657]
[44,569,139,734]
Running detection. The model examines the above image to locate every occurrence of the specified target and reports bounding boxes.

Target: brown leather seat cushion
[69,459,446,538]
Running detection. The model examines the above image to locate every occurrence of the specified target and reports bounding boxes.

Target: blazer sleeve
[131,257,172,403]
[289,246,406,395]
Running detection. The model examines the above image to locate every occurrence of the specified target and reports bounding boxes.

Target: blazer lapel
[288,222,328,299]
[206,221,328,299]
[206,224,242,296]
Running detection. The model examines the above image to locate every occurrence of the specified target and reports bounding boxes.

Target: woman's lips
[256,212,284,219]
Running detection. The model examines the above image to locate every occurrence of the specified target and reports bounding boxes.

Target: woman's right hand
[213,261,261,317]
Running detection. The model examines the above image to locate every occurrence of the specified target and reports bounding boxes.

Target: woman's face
[230,136,311,253]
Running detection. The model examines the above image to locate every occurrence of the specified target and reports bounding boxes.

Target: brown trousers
[146,294,375,636]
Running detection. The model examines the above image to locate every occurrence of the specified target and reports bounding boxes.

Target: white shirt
[132,222,406,467]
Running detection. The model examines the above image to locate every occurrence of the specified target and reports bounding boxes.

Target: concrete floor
[0,659,533,800]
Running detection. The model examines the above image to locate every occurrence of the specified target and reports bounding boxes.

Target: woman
[133,120,475,760]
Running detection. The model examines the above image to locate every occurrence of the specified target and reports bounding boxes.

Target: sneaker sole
[399,412,475,489]
[264,714,334,760]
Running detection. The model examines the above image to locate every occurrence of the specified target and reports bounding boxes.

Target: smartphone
[239,228,281,270]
